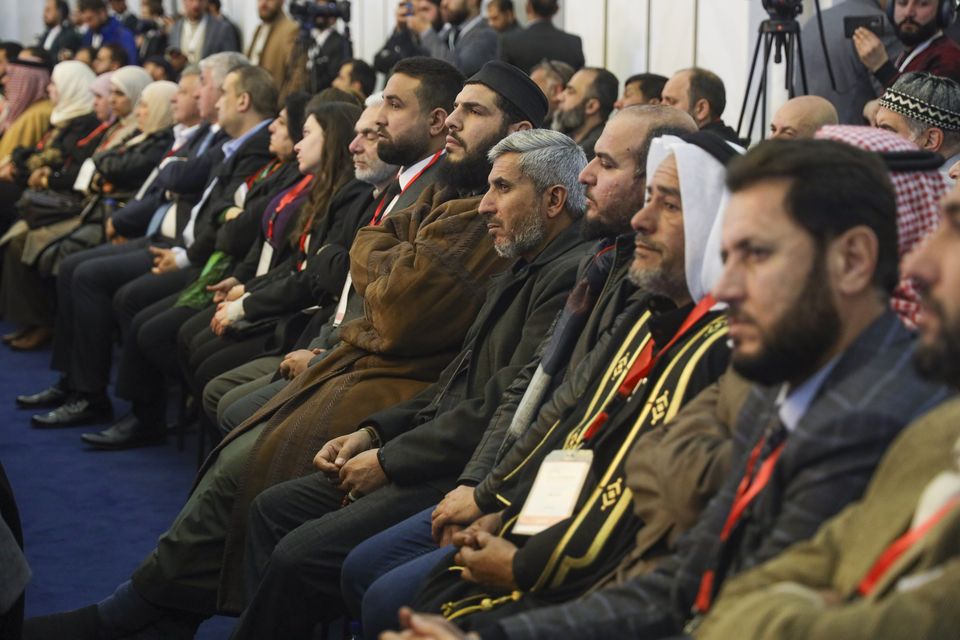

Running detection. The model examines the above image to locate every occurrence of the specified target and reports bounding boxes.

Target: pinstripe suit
[478,310,952,640]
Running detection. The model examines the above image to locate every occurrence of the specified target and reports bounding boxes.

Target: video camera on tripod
[289,0,354,93]
[738,0,836,144]
[290,0,353,27]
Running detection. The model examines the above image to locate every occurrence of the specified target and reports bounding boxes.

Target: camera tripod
[737,0,836,144]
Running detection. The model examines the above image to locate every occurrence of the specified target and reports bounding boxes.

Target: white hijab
[646,134,743,303]
[50,61,96,126]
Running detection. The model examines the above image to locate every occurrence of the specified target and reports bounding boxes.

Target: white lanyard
[899,32,942,72]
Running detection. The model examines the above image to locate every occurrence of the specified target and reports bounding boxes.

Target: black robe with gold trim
[412,298,729,627]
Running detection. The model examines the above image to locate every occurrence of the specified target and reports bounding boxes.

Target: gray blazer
[168,15,241,60]
[419,16,498,77]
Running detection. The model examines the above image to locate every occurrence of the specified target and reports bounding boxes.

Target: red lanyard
[370,150,443,226]
[267,175,314,242]
[77,121,111,148]
[581,295,716,442]
[694,432,787,613]
[857,496,960,597]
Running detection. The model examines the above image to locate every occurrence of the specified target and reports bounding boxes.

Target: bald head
[770,96,839,140]
[616,104,698,171]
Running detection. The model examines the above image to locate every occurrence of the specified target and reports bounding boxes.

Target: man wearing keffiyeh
[815,125,947,329]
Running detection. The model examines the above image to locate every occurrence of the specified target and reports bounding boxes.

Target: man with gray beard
[553,67,619,159]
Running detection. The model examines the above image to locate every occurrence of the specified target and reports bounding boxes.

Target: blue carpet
[0,321,235,638]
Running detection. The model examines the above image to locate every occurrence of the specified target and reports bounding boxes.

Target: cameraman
[291,4,348,93]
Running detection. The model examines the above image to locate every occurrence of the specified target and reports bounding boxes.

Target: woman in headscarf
[0,61,99,234]
[0,79,175,351]
[0,51,51,158]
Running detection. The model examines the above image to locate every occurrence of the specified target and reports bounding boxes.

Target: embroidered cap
[878,72,960,132]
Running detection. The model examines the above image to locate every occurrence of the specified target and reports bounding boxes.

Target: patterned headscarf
[0,60,50,133]
[815,125,946,328]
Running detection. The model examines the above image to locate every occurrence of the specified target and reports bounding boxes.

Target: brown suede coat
[198,186,509,611]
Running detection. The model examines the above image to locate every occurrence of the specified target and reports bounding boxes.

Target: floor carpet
[0,321,236,638]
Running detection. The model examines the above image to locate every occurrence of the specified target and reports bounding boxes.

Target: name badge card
[514,450,593,536]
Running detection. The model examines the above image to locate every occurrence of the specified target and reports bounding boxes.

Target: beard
[896,16,940,47]
[555,99,587,135]
[377,126,430,167]
[913,297,960,386]
[730,257,841,386]
[627,240,688,302]
[580,187,644,240]
[356,156,399,187]
[438,125,509,194]
[487,207,547,259]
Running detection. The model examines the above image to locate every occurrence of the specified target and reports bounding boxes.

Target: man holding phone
[798,0,902,124]
[855,0,960,87]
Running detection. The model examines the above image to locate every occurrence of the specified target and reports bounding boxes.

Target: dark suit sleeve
[94,131,173,191]
[111,192,164,238]
[185,134,273,265]
[378,264,579,486]
[241,181,372,320]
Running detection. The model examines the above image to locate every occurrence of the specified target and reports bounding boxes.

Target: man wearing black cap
[224,61,595,639]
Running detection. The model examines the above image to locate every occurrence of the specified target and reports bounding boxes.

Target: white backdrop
[0,0,842,139]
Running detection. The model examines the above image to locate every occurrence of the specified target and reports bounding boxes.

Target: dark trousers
[115,293,200,422]
[51,239,154,393]
[177,309,275,398]
[234,475,447,640]
[0,462,24,640]
[340,506,451,637]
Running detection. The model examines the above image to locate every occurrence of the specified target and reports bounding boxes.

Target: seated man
[230,132,594,639]
[21,60,547,640]
[661,67,742,145]
[614,72,668,110]
[342,105,699,636]
[769,95,839,140]
[552,67,618,160]
[873,72,960,182]
[695,166,960,640]
[399,131,735,629]
[384,139,951,639]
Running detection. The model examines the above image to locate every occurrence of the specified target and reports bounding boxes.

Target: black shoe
[22,604,100,640]
[31,396,113,428]
[16,383,68,409]
[81,414,167,450]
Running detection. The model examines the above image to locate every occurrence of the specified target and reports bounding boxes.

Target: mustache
[725,305,757,326]
[898,18,921,28]
[635,237,665,253]
[448,131,466,148]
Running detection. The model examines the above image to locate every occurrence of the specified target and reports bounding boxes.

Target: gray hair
[364,91,384,109]
[180,64,201,79]
[888,72,960,148]
[488,129,588,217]
[198,51,250,88]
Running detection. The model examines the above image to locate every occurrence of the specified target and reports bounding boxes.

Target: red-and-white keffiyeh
[0,62,50,134]
[815,125,946,328]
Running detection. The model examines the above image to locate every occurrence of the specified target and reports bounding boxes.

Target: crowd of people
[1,0,960,639]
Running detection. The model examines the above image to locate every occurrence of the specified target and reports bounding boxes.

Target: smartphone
[844,15,884,38]
[404,1,413,16]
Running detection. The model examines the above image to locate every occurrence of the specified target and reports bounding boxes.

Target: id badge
[73,158,97,194]
[514,450,593,536]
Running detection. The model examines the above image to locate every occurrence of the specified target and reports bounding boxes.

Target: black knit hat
[466,60,549,128]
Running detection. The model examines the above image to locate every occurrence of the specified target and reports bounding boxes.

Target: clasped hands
[314,429,389,499]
